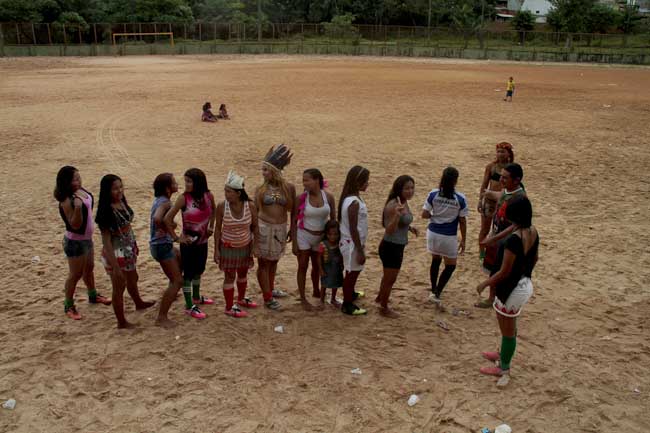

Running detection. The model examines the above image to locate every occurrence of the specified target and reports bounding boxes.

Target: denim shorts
[150,242,175,262]
[63,237,93,258]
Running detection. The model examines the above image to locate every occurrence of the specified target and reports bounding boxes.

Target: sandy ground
[0,54,649,433]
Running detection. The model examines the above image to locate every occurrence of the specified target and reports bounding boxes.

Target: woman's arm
[480,224,515,248]
[291,191,300,255]
[213,201,224,263]
[478,164,492,211]
[153,201,171,232]
[477,248,516,292]
[249,202,260,256]
[62,197,84,231]
[164,195,186,243]
[458,216,467,254]
[287,183,297,243]
[384,201,402,235]
[101,229,123,281]
[207,192,217,238]
[348,201,365,265]
[327,192,336,221]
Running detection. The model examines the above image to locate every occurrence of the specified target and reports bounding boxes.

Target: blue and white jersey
[423,189,469,236]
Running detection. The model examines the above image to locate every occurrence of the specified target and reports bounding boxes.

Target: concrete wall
[1,42,649,66]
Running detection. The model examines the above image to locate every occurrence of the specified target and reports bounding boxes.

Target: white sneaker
[272,288,288,298]
[428,293,441,304]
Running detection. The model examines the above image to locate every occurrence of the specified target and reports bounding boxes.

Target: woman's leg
[296,250,313,308]
[81,248,97,300]
[342,271,360,303]
[435,256,457,298]
[309,251,321,298]
[155,252,183,326]
[110,271,131,328]
[479,213,490,256]
[257,258,274,304]
[125,270,155,310]
[64,256,85,313]
[496,313,517,371]
[236,268,249,302]
[223,271,236,311]
[378,267,400,314]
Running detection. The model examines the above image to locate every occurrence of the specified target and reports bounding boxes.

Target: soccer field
[1,55,649,433]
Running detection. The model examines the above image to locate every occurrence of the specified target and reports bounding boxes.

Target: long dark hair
[338,165,369,221]
[506,196,533,228]
[202,102,211,112]
[304,168,324,189]
[153,173,174,198]
[54,165,77,202]
[232,187,250,202]
[184,168,209,203]
[382,175,414,227]
[95,174,131,230]
[439,167,459,199]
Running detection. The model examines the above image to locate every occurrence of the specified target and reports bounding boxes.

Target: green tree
[322,13,358,39]
[547,0,596,47]
[618,4,642,46]
[451,0,490,49]
[585,3,617,34]
[511,9,535,45]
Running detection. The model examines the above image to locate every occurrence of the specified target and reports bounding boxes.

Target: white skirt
[493,277,533,317]
[426,230,458,258]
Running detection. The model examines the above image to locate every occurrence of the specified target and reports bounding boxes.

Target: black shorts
[180,242,208,280]
[378,240,406,270]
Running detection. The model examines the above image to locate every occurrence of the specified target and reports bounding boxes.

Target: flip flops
[65,305,82,320]
[480,366,509,376]
[193,296,215,305]
[481,351,500,362]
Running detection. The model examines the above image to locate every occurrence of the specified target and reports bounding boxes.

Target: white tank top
[303,190,330,231]
[340,196,368,244]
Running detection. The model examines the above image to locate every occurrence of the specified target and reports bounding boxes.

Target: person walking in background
[504,77,515,102]
[422,167,468,311]
[55,166,111,320]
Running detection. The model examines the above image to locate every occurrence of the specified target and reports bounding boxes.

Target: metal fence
[1,22,648,52]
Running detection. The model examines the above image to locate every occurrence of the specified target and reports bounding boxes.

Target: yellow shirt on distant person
[506,80,515,92]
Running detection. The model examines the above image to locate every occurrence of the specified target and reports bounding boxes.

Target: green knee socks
[500,336,517,371]
[183,279,193,309]
[192,278,201,300]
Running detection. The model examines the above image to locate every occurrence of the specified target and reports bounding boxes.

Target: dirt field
[1,55,649,433]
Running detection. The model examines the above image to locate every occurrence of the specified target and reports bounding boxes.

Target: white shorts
[426,230,458,258]
[297,228,323,252]
[339,238,365,273]
[493,277,533,317]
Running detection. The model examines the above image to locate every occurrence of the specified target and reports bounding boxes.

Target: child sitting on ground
[202,102,218,122]
[218,104,230,120]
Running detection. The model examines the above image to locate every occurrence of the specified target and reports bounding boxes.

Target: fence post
[199,22,202,41]
[213,22,216,41]
[62,24,66,45]
[244,23,246,41]
[184,24,187,40]
[16,23,20,45]
[0,23,4,56]
[31,23,36,44]
[78,26,82,44]
[47,23,52,44]
[93,23,97,44]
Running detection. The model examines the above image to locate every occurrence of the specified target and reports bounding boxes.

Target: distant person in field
[202,102,218,122]
[55,166,111,321]
[504,77,515,102]
[477,197,538,382]
[217,104,230,120]
[422,167,468,311]
[478,142,514,261]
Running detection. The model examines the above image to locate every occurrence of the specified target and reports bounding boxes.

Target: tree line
[0,0,646,37]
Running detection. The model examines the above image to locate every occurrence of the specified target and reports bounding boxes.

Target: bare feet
[136,300,156,311]
[301,299,316,311]
[330,298,342,308]
[312,290,321,298]
[117,321,136,329]
[379,307,399,318]
[155,317,177,328]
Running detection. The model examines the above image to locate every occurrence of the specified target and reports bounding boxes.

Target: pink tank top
[65,192,94,241]
[182,192,212,244]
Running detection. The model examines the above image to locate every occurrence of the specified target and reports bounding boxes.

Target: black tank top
[59,189,93,235]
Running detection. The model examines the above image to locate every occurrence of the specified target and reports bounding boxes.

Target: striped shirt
[221,201,252,248]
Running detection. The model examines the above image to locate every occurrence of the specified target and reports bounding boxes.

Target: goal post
[112,32,174,46]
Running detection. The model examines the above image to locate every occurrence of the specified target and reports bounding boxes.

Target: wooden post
[31,23,36,44]
[62,24,66,45]
[184,24,187,40]
[139,23,142,41]
[16,23,20,45]
[243,23,246,41]
[153,23,157,42]
[78,26,82,44]
[93,23,97,44]
[213,22,216,41]
[199,22,202,41]
[272,23,274,40]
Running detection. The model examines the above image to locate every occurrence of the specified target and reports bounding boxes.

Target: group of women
[55,142,539,383]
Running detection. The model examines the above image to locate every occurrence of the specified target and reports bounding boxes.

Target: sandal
[65,305,82,320]
[436,320,449,331]
[237,297,258,308]
[89,293,112,305]
[225,305,248,318]
[474,299,493,309]
[481,351,500,362]
[480,366,509,376]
